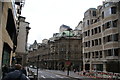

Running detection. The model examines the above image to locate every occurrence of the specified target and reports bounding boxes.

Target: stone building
[82,1,120,73]
[0,0,25,78]
[27,40,49,69]
[15,16,30,66]
[27,25,83,71]
[47,32,82,71]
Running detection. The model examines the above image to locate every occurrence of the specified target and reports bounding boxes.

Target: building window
[87,20,89,25]
[106,21,111,28]
[88,30,90,36]
[92,52,95,58]
[85,53,87,58]
[84,42,87,47]
[98,26,101,33]
[95,39,98,45]
[113,34,118,41]
[91,19,93,24]
[102,11,104,19]
[88,52,90,58]
[92,11,96,16]
[103,37,106,44]
[99,38,102,45]
[107,35,112,42]
[88,41,90,47]
[114,48,119,56]
[92,40,94,46]
[94,28,97,34]
[102,24,105,31]
[99,51,102,58]
[111,7,117,14]
[112,19,118,27]
[108,49,112,56]
[95,51,99,58]
[91,29,94,35]
[84,31,87,37]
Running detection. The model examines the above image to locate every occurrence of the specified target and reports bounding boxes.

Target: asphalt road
[29,68,103,80]
[38,70,78,80]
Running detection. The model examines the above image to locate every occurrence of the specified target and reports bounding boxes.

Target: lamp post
[66,28,72,76]
[37,55,39,80]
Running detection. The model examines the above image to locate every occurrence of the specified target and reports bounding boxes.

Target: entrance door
[2,43,11,66]
[85,64,90,70]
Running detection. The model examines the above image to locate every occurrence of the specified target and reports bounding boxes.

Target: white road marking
[41,75,46,78]
[39,71,43,73]
[55,75,64,78]
[50,76,55,78]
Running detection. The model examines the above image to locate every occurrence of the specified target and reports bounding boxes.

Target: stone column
[103,62,106,72]
[90,61,92,72]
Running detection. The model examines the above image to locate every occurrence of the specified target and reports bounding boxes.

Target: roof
[59,31,74,37]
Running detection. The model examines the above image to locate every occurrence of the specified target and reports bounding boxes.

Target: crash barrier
[77,71,120,79]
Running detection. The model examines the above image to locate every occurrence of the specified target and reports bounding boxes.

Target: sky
[21,0,105,44]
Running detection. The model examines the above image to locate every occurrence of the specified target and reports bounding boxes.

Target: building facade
[82,2,120,73]
[48,34,82,71]
[0,0,25,78]
[28,25,83,71]
[15,16,30,66]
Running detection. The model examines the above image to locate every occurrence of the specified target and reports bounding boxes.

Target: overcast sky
[21,0,104,44]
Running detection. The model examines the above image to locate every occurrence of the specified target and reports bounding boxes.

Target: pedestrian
[2,64,30,80]
[21,66,27,76]
[73,68,76,73]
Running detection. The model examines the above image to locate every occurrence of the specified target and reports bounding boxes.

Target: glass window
[87,20,89,25]
[107,35,112,42]
[88,41,90,47]
[113,34,118,41]
[92,52,95,58]
[92,11,96,16]
[95,39,98,45]
[106,21,111,28]
[88,30,90,36]
[95,51,99,58]
[99,38,102,45]
[112,19,118,27]
[114,49,119,56]
[102,24,105,31]
[99,51,102,58]
[108,49,112,56]
[98,26,101,33]
[111,7,117,14]
[102,12,104,19]
[94,28,97,34]
[91,29,94,35]
[92,40,94,46]
[88,52,90,58]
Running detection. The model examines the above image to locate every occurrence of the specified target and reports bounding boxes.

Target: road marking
[41,75,46,78]
[39,71,42,73]
[50,76,55,78]
[55,75,64,78]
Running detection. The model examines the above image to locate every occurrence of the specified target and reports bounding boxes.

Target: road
[29,68,99,80]
[38,70,78,80]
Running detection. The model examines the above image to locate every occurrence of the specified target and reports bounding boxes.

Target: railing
[78,71,120,79]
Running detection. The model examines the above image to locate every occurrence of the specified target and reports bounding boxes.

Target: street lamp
[66,28,72,76]
[37,55,39,80]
